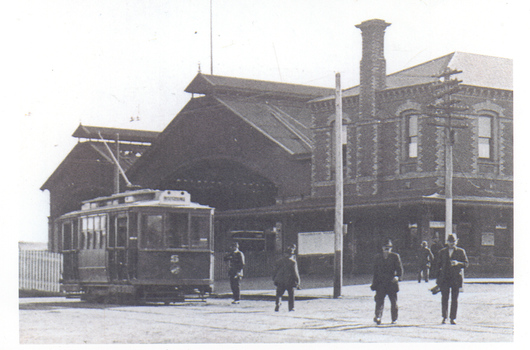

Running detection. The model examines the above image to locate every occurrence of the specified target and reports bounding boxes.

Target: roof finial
[198,62,201,73]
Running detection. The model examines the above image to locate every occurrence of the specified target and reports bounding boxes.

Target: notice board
[297,231,334,255]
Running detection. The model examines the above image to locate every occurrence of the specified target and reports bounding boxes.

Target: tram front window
[168,213,188,248]
[141,214,164,249]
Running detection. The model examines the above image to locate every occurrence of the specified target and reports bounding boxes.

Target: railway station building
[43,19,513,278]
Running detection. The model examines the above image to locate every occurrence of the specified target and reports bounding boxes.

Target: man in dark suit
[273,244,301,312]
[370,239,403,325]
[434,233,469,324]
[223,242,245,304]
[418,241,434,283]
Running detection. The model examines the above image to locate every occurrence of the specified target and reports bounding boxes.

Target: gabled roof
[41,140,150,190]
[72,124,160,143]
[313,52,513,102]
[214,95,313,155]
[185,73,334,100]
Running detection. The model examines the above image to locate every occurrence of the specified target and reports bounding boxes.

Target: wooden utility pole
[426,68,467,241]
[333,72,343,298]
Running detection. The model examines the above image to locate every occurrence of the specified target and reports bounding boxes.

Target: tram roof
[59,189,213,219]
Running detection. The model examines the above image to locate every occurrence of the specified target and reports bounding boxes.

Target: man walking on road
[224,242,245,304]
[418,241,434,283]
[370,239,403,325]
[433,233,469,324]
[273,244,301,312]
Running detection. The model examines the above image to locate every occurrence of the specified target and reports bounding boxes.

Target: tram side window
[62,223,72,250]
[95,215,107,249]
[72,220,78,249]
[79,218,86,249]
[80,215,108,249]
[94,216,101,249]
[109,215,116,247]
[190,216,209,248]
[117,217,128,247]
[87,216,94,249]
[168,213,189,248]
[141,214,164,249]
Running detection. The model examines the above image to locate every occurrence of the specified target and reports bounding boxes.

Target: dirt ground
[17,281,514,344]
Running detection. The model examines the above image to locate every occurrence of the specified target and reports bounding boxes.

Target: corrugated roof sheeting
[215,96,312,155]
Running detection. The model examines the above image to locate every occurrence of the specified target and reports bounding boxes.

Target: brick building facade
[43,19,513,277]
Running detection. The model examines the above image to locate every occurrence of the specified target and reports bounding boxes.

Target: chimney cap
[355,19,391,30]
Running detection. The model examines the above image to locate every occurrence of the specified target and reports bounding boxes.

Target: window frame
[79,214,108,250]
[407,114,419,159]
[478,115,494,160]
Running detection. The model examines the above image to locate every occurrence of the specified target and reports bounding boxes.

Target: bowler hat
[447,234,458,243]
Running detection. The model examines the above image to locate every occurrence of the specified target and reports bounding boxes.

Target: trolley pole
[333,72,343,299]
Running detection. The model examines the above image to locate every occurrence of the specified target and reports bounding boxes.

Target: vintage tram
[58,189,214,303]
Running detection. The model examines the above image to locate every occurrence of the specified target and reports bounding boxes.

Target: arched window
[407,115,418,158]
[478,115,493,159]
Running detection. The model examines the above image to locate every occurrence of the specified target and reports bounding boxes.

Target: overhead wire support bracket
[98,131,137,189]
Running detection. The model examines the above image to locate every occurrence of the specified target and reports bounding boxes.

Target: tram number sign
[170,254,180,274]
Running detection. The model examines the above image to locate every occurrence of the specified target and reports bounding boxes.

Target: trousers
[418,265,430,282]
[229,275,241,301]
[374,290,398,321]
[275,284,295,311]
[441,285,460,320]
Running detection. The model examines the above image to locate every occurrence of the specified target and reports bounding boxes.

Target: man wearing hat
[417,241,434,283]
[433,233,469,324]
[370,239,403,325]
[272,244,301,312]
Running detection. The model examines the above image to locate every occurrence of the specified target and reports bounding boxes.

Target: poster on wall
[482,232,495,246]
[298,231,334,255]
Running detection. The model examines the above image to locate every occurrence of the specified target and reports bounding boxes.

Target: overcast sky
[5,0,525,243]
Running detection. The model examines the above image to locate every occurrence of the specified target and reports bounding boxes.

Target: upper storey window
[478,116,493,159]
[407,115,418,158]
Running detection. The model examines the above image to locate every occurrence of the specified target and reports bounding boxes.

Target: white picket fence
[19,250,63,293]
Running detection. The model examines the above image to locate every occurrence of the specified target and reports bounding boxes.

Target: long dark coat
[418,246,434,267]
[272,255,300,288]
[371,252,403,294]
[435,246,469,288]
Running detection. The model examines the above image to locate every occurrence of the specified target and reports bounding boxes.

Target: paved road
[19,280,513,343]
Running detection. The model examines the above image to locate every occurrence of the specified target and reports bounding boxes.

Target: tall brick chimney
[356,19,391,119]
